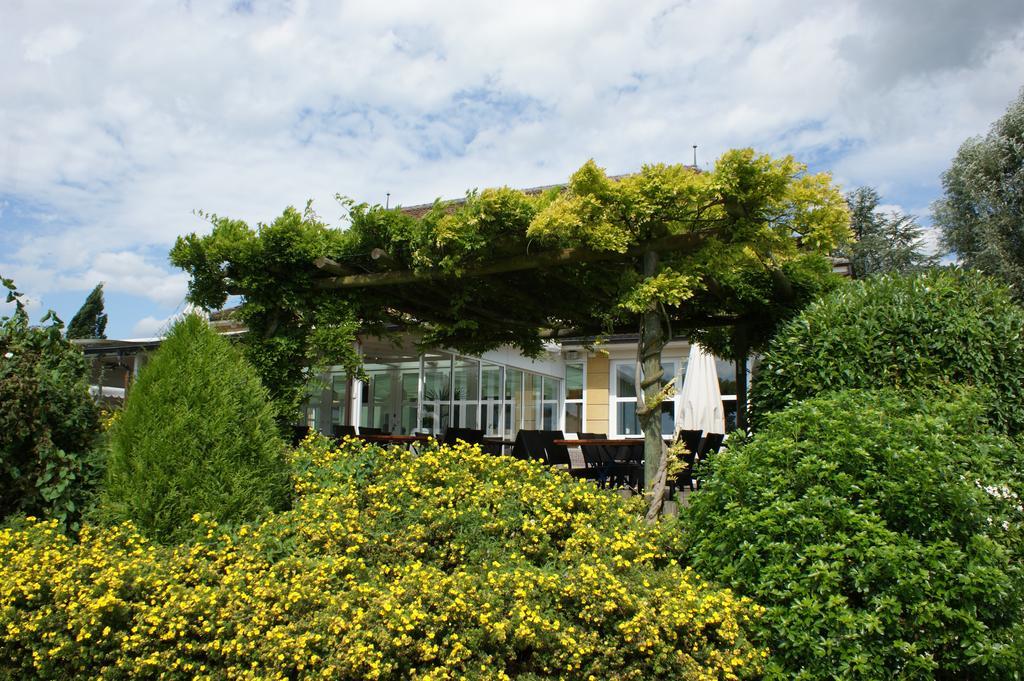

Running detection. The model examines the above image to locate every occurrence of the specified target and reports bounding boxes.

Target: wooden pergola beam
[313,230,719,289]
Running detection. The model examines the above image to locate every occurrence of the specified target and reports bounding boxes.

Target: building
[300,331,740,440]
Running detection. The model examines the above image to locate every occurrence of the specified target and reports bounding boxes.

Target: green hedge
[1,278,100,532]
[682,388,1024,679]
[101,314,290,542]
[749,269,1024,433]
[1,439,765,679]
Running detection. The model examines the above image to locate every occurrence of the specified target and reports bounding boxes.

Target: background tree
[838,187,937,278]
[933,88,1024,294]
[687,255,845,431]
[172,149,850,517]
[66,283,108,340]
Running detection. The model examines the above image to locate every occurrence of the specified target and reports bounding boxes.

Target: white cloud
[1,0,1023,334]
[130,314,176,339]
[60,251,190,307]
[22,24,82,64]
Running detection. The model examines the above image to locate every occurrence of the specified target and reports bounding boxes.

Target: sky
[2,0,1023,339]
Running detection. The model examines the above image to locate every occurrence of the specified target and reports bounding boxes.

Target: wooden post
[735,356,748,432]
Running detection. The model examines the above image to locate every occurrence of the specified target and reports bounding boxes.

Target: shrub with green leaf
[1,439,765,679]
[101,314,290,542]
[682,388,1024,679]
[0,277,101,532]
[749,269,1024,433]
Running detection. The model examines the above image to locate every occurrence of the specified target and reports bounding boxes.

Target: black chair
[610,442,645,491]
[511,430,547,461]
[697,432,725,459]
[538,430,571,468]
[670,429,702,494]
[442,427,485,446]
[358,426,383,435]
[332,424,357,439]
[290,425,311,447]
[693,432,725,489]
[575,433,612,483]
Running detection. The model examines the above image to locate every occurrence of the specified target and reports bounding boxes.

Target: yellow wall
[584,353,610,434]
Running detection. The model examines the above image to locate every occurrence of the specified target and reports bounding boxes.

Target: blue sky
[2,0,1024,338]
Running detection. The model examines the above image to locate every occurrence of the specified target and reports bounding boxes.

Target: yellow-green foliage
[0,439,764,680]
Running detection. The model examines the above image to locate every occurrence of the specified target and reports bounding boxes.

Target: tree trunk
[635,251,670,521]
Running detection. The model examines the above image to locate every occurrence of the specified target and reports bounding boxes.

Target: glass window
[451,357,480,429]
[421,353,452,436]
[541,376,560,430]
[481,364,503,436]
[504,368,524,440]
[566,363,583,400]
[565,402,583,433]
[331,372,349,430]
[716,356,738,397]
[563,361,584,434]
[523,372,541,430]
[611,360,676,437]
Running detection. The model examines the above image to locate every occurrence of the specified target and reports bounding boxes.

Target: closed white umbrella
[675,343,725,435]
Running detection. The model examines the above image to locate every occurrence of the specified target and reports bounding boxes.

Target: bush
[101,314,290,542]
[0,439,765,679]
[0,278,101,532]
[749,269,1024,433]
[681,388,1024,679]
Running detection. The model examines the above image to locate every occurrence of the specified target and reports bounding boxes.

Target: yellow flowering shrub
[0,437,764,679]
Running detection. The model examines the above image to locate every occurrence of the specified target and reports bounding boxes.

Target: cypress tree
[101,314,291,542]
[67,283,108,339]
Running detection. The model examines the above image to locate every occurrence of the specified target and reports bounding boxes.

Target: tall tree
[171,149,850,517]
[933,88,1024,293]
[66,283,108,340]
[838,187,936,278]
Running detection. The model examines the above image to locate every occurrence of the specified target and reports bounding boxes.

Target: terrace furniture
[442,427,485,446]
[358,426,384,435]
[697,432,725,459]
[511,430,548,461]
[669,429,702,494]
[480,436,514,456]
[290,425,311,447]
[553,437,645,491]
[332,424,357,439]
[693,432,725,489]
[358,433,431,452]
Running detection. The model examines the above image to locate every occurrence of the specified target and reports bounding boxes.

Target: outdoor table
[480,437,515,455]
[554,439,642,447]
[359,434,431,452]
[554,439,645,490]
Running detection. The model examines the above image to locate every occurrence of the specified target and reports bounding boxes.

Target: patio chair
[511,430,548,462]
[697,432,725,459]
[358,426,383,435]
[442,427,485,447]
[669,429,702,494]
[575,433,612,483]
[611,442,645,491]
[332,424,357,439]
[538,430,571,468]
[693,432,725,489]
[290,425,311,447]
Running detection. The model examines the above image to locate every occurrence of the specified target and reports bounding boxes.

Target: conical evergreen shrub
[101,314,290,542]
